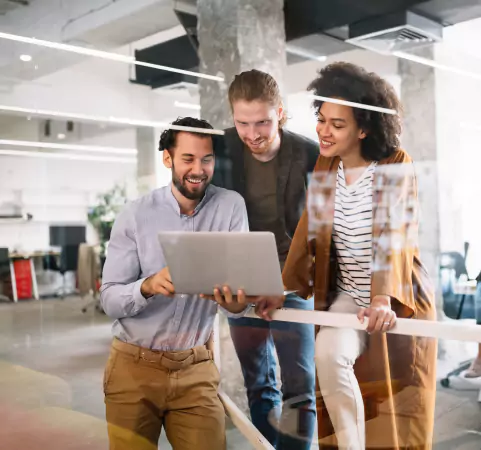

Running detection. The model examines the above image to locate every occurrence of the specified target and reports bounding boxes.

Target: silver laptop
[158,231,284,296]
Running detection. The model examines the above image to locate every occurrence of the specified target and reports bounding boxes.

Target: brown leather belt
[112,338,213,371]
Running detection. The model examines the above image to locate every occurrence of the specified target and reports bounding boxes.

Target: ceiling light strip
[393,51,481,82]
[310,95,397,115]
[0,31,224,82]
[0,139,137,155]
[174,101,201,111]
[0,148,136,164]
[0,105,225,135]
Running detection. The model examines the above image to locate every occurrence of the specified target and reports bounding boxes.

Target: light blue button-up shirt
[100,184,249,351]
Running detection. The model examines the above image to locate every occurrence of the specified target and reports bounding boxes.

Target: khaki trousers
[104,338,225,450]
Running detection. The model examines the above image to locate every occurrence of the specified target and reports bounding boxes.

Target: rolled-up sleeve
[100,205,154,319]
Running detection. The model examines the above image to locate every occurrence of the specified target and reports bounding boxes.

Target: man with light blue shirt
[100,117,251,450]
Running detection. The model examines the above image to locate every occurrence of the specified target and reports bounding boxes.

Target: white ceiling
[0,0,180,83]
[0,0,31,17]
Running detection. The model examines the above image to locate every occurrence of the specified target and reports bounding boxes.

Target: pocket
[103,350,118,394]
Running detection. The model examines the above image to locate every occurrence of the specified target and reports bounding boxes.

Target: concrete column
[136,127,172,196]
[399,47,446,355]
[136,127,158,196]
[197,0,287,413]
[197,0,287,129]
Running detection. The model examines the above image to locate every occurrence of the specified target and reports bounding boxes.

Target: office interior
[0,0,481,449]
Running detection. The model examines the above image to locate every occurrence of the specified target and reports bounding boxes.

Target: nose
[316,121,332,138]
[191,159,203,175]
[246,125,260,141]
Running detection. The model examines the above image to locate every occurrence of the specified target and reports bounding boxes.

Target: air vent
[346,11,442,55]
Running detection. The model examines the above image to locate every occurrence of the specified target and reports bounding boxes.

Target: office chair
[0,248,12,302]
[440,242,479,387]
[49,225,86,298]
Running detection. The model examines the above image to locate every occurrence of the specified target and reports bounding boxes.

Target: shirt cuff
[132,277,155,314]
[221,304,253,319]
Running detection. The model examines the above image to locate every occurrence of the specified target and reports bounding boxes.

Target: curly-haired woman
[282,62,437,449]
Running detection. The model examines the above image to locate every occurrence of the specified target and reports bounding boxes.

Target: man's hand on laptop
[255,296,285,321]
[140,267,175,298]
[200,286,255,314]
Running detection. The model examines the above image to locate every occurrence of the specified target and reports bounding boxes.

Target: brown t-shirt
[243,148,290,267]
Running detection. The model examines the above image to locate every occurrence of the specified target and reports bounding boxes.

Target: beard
[172,164,210,200]
[244,133,277,154]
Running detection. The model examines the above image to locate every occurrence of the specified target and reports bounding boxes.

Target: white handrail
[246,308,481,343]
[219,391,275,450]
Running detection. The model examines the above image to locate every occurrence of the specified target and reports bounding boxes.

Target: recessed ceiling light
[393,51,481,82]
[20,54,32,62]
[57,133,66,140]
[0,148,136,164]
[0,31,223,82]
[0,104,225,135]
[0,139,137,155]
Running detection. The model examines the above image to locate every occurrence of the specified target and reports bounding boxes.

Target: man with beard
[100,117,251,450]
[212,70,319,450]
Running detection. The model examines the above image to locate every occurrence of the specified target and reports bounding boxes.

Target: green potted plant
[88,184,128,257]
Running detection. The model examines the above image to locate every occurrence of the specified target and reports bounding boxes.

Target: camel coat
[282,149,437,450]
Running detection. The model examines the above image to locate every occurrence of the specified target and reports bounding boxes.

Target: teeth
[321,140,334,146]
[187,178,202,184]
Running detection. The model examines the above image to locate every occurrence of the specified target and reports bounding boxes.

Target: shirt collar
[166,182,213,216]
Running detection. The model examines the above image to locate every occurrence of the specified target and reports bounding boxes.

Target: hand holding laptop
[201,285,285,319]
[200,286,255,314]
[140,267,175,298]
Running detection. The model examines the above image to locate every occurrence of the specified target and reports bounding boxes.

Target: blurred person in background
[282,62,437,449]
[100,117,252,450]
[212,69,319,449]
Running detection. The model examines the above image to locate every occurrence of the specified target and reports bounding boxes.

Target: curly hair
[158,116,221,154]
[307,62,402,161]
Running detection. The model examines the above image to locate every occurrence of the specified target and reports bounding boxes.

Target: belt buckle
[140,351,158,363]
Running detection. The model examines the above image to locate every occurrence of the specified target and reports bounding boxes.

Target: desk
[453,280,478,320]
[8,251,60,302]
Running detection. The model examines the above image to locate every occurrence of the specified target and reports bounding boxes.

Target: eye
[317,117,325,123]
[202,156,214,163]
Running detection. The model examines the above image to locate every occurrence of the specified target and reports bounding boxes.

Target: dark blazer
[212,127,319,238]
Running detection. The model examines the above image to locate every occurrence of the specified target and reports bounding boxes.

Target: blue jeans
[228,295,316,450]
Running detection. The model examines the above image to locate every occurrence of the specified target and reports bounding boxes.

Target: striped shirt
[333,161,377,307]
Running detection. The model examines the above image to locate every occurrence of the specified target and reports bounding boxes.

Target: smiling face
[315,101,366,160]
[232,99,282,155]
[163,132,215,200]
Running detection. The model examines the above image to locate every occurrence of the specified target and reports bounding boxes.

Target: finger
[236,289,247,304]
[222,286,233,304]
[367,310,378,333]
[374,314,389,333]
[387,313,397,331]
[213,288,225,305]
[158,286,174,297]
[199,294,215,301]
[255,299,267,317]
[379,312,394,332]
[357,308,366,324]
[261,299,277,321]
[163,279,175,295]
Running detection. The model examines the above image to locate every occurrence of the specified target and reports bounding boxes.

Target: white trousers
[315,293,367,450]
